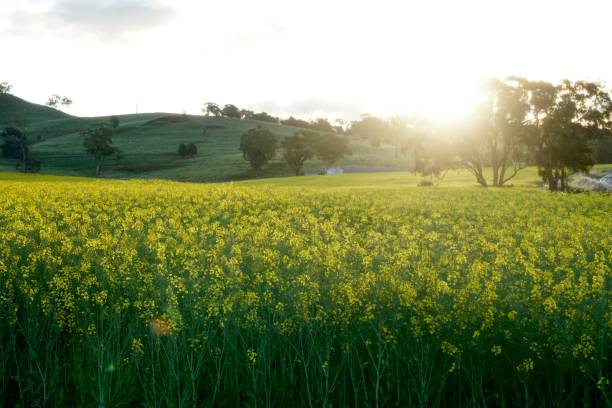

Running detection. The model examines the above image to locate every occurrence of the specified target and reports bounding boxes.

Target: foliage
[348,115,391,147]
[221,104,241,119]
[314,134,351,168]
[81,124,121,176]
[456,78,530,187]
[178,143,188,157]
[239,126,277,174]
[0,127,38,172]
[187,142,197,156]
[309,118,334,133]
[1,127,28,161]
[0,179,609,407]
[513,78,612,190]
[109,115,120,129]
[0,82,12,94]
[249,111,279,123]
[202,102,221,117]
[240,109,255,120]
[281,116,310,128]
[282,130,318,175]
[46,94,73,110]
[415,137,456,186]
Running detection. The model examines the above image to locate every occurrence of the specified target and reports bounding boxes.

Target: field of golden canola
[0,178,610,407]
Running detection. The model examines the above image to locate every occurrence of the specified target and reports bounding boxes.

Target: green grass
[2,163,610,190]
[239,168,544,189]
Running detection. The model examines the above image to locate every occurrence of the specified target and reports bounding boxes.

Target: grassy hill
[0,93,70,124]
[0,95,412,181]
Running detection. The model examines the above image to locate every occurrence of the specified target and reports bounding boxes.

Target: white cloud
[5,0,175,39]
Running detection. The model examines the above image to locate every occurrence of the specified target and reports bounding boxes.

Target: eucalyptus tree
[518,78,612,190]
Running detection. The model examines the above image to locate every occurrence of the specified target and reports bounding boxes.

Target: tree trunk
[560,168,567,191]
[95,158,103,177]
[20,144,28,173]
[547,168,559,191]
[498,164,506,187]
[477,173,488,187]
[492,164,499,187]
[475,162,488,187]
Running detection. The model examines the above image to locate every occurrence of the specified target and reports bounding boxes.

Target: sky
[1,0,612,120]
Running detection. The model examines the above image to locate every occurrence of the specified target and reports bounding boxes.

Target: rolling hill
[0,94,412,181]
[0,93,70,124]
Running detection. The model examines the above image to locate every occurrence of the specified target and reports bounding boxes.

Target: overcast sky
[1,0,611,120]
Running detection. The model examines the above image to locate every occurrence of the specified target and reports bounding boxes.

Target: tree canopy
[239,126,277,175]
[282,130,318,175]
[46,94,72,110]
[0,127,38,172]
[82,124,121,177]
[0,82,12,94]
[314,134,350,168]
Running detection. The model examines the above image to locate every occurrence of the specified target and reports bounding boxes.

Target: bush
[186,143,197,156]
[418,179,434,187]
[178,143,188,157]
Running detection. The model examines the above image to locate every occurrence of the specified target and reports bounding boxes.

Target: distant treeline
[202,102,345,133]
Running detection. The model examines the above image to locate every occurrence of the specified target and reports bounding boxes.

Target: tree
[281,116,310,129]
[221,104,241,118]
[110,115,120,128]
[348,116,390,147]
[456,78,530,187]
[240,109,255,120]
[46,94,72,110]
[250,112,279,123]
[394,117,430,171]
[314,134,350,169]
[1,127,33,172]
[186,142,198,156]
[202,102,221,117]
[0,82,12,94]
[239,126,277,175]
[518,78,612,190]
[389,116,415,159]
[82,124,121,177]
[415,138,456,186]
[178,143,188,157]
[333,118,346,134]
[283,130,318,175]
[309,118,335,133]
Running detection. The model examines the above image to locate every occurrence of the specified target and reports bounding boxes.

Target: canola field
[0,176,610,407]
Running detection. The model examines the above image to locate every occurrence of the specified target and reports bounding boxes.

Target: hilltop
[0,95,410,181]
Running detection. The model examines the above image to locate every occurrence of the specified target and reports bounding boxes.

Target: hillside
[0,95,411,181]
[0,93,70,124]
